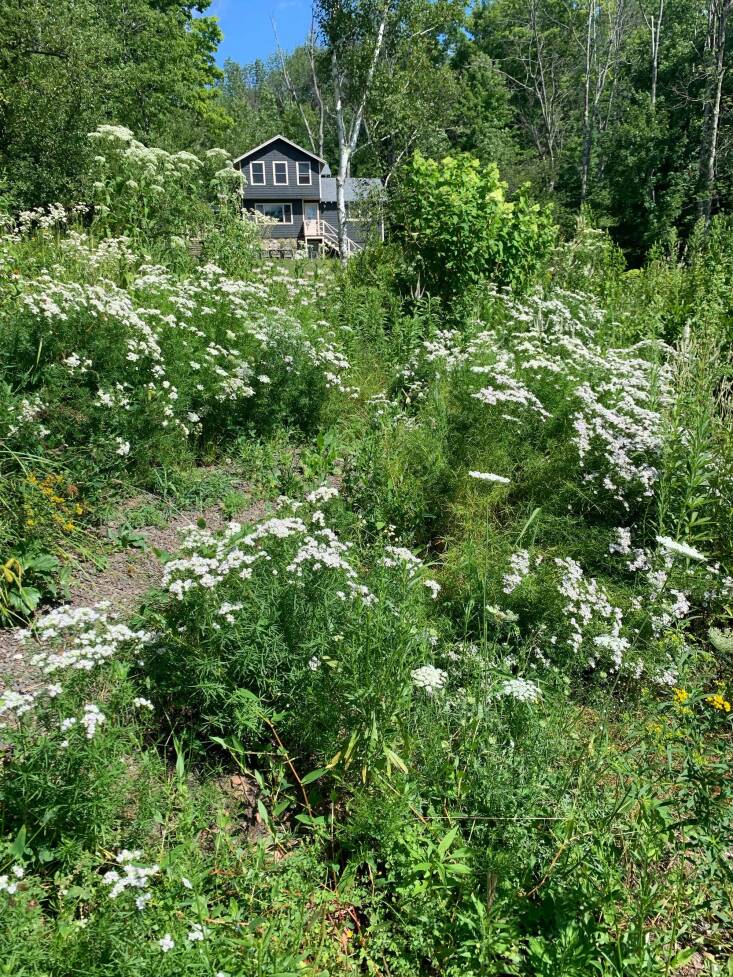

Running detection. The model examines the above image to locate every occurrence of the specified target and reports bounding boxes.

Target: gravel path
[0,496,267,694]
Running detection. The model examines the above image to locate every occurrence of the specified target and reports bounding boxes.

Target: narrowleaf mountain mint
[27,604,153,675]
[655,536,708,562]
[593,634,631,671]
[609,528,632,555]
[469,471,511,484]
[380,546,424,576]
[103,850,160,901]
[0,868,24,895]
[424,579,441,599]
[0,690,36,725]
[554,556,623,661]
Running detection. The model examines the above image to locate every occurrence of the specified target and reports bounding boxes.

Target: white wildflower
[468,471,511,484]
[503,550,530,594]
[411,665,447,695]
[655,536,707,562]
[498,677,541,703]
[424,579,441,599]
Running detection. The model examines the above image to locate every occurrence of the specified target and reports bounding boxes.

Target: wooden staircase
[304,219,362,257]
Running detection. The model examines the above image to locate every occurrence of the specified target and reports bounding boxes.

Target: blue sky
[205,0,313,65]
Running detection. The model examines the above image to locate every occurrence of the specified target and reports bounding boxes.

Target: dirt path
[0,495,267,693]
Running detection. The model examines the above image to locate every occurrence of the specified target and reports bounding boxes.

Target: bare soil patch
[0,494,267,693]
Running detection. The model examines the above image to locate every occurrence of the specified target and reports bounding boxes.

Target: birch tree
[315,0,393,260]
[697,0,732,221]
[472,0,574,191]
[273,22,326,159]
[638,0,665,107]
[578,0,630,202]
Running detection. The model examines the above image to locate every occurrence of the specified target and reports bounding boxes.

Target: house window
[273,161,288,185]
[297,161,311,186]
[254,202,293,224]
[250,161,265,185]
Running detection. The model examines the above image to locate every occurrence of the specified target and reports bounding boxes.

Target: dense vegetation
[1,2,733,975]
[4,0,733,261]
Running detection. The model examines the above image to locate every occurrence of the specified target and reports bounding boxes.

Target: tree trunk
[580,0,595,203]
[332,49,350,263]
[308,27,326,160]
[329,5,388,261]
[650,0,664,108]
[698,0,731,223]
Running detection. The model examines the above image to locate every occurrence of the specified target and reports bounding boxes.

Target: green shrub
[392,152,556,307]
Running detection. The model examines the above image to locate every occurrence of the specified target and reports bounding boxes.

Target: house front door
[303,202,319,237]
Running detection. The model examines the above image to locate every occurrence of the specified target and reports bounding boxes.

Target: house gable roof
[320,177,384,203]
[232,135,325,167]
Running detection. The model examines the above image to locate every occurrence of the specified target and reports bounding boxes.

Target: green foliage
[2,129,733,976]
[0,0,227,209]
[392,152,556,306]
[87,127,242,245]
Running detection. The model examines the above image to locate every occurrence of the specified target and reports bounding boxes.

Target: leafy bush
[142,487,444,781]
[87,126,250,252]
[392,152,556,307]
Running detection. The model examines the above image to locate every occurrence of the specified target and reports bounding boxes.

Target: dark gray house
[232,135,383,257]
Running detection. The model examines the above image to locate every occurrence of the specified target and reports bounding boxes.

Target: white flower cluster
[655,536,707,563]
[380,545,424,577]
[6,253,353,452]
[503,550,532,594]
[0,690,35,724]
[554,557,624,666]
[443,289,674,508]
[469,471,511,484]
[162,501,377,609]
[498,677,541,703]
[59,703,106,741]
[103,849,160,909]
[0,865,25,895]
[471,368,550,420]
[411,664,448,695]
[27,603,154,676]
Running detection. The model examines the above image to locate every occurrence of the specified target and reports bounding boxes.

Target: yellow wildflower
[673,688,689,704]
[705,694,731,713]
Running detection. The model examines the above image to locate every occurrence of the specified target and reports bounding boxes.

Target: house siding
[320,205,380,246]
[237,139,320,201]
[250,199,305,240]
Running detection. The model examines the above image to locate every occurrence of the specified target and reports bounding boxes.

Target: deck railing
[303,218,362,256]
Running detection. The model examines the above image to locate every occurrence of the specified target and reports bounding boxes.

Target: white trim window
[254,202,293,224]
[250,161,265,186]
[297,161,312,186]
[273,161,288,185]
